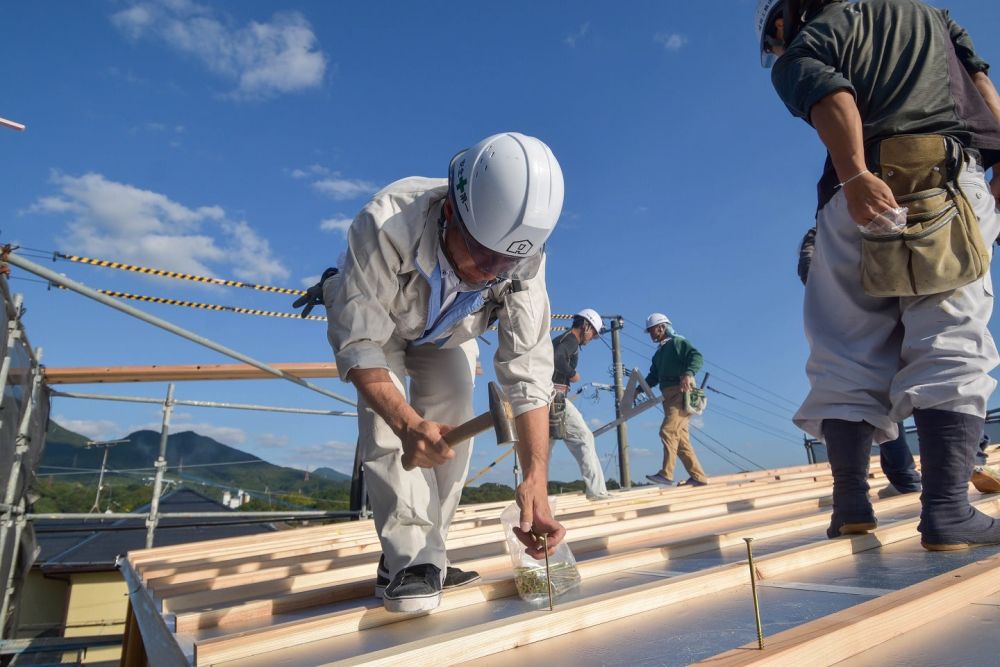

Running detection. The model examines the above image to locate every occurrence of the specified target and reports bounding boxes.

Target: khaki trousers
[359,338,478,578]
[657,386,707,483]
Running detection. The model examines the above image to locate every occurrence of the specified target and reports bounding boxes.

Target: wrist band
[836,169,870,189]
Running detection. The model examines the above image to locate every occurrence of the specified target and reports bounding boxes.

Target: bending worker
[758,0,1000,549]
[643,313,709,488]
[323,132,567,612]
[550,308,611,501]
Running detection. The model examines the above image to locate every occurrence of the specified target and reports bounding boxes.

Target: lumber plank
[260,498,1000,667]
[43,362,342,384]
[696,554,1000,666]
[156,480,850,606]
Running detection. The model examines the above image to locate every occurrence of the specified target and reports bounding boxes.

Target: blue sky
[3,1,1000,486]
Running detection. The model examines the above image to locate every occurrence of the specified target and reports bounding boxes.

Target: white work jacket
[324,177,554,416]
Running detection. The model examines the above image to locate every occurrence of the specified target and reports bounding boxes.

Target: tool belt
[549,391,568,440]
[859,134,988,297]
[683,388,708,416]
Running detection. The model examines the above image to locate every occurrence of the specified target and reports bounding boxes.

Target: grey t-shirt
[772,0,1000,209]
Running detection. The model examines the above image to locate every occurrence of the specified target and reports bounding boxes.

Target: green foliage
[460,482,515,504]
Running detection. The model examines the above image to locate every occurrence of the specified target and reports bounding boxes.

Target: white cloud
[564,22,590,47]
[257,433,289,447]
[654,32,687,51]
[631,448,654,457]
[312,177,378,201]
[28,171,289,283]
[319,216,353,236]
[589,417,602,428]
[301,274,320,288]
[110,1,327,99]
[165,422,247,445]
[272,440,356,472]
[53,416,123,442]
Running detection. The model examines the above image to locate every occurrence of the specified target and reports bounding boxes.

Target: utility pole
[86,439,128,513]
[146,383,175,549]
[610,316,631,488]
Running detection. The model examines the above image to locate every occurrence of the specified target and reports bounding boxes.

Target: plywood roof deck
[120,450,1000,666]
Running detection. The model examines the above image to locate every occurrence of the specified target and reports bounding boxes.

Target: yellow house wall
[17,570,69,635]
[63,571,127,664]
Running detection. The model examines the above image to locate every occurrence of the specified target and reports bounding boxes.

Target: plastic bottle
[500,499,581,603]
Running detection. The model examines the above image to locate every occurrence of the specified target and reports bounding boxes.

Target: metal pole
[145,384,175,549]
[3,252,357,408]
[90,446,111,513]
[48,390,356,417]
[29,510,358,520]
[512,451,522,488]
[0,295,23,404]
[610,316,631,488]
[0,499,26,637]
[0,347,42,638]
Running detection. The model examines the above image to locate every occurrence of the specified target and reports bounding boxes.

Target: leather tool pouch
[549,392,568,440]
[860,134,988,297]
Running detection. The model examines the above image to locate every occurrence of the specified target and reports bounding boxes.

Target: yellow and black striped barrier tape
[51,284,327,321]
[54,252,308,296]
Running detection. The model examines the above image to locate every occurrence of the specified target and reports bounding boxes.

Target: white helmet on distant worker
[755,0,785,68]
[575,308,604,335]
[448,132,564,263]
[645,313,671,331]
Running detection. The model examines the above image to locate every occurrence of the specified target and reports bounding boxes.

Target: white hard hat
[755,0,785,68]
[645,313,671,331]
[449,132,564,262]
[575,308,604,334]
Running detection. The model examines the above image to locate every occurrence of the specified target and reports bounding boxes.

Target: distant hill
[313,466,351,482]
[42,423,353,498]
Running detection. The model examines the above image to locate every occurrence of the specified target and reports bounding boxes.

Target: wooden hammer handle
[443,411,494,446]
[401,412,494,471]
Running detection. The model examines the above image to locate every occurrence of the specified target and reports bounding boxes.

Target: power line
[690,431,747,472]
[691,425,767,471]
[703,360,801,409]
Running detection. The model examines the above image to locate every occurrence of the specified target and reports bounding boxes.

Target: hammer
[401,381,517,471]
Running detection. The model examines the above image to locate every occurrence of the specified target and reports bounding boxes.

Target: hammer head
[487,381,518,445]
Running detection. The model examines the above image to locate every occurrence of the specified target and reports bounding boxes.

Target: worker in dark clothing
[550,309,611,500]
[758,0,1000,549]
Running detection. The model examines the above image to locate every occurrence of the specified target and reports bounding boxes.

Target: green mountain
[313,466,351,482]
[41,423,353,499]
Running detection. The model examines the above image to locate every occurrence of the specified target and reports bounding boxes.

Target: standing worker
[550,308,612,501]
[643,313,709,488]
[757,0,1000,549]
[321,132,567,612]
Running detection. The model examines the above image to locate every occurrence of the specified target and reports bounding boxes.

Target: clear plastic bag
[500,500,581,603]
[862,206,908,236]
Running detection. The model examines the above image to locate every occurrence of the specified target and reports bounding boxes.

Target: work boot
[823,419,878,538]
[971,465,1000,494]
[382,563,442,613]
[914,409,1000,551]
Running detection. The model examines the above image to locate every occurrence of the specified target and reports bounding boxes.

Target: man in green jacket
[643,313,708,487]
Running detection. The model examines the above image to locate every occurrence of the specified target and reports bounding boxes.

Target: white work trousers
[795,157,1000,444]
[359,338,478,577]
[555,399,608,497]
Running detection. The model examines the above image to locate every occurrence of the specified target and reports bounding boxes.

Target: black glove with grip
[292,267,339,318]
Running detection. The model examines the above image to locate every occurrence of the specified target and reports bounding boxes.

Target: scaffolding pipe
[0,349,42,638]
[29,510,357,520]
[2,252,357,407]
[0,501,25,635]
[610,316,631,488]
[49,390,357,417]
[145,384,174,549]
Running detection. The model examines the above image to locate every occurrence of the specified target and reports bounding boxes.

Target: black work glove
[292,267,339,318]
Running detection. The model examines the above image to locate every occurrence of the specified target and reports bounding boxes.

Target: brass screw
[743,537,765,650]
[542,534,554,611]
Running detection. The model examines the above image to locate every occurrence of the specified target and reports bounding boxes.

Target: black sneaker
[375,557,479,598]
[382,563,442,613]
[374,555,391,599]
[443,566,480,589]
